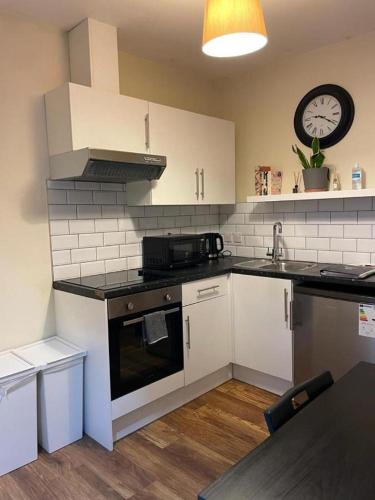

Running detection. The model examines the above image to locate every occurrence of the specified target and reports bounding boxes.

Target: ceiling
[1,0,375,79]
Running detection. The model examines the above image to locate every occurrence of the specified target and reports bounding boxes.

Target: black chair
[264,371,334,434]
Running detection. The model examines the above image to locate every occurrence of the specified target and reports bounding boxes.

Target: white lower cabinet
[182,276,232,385]
[232,274,293,382]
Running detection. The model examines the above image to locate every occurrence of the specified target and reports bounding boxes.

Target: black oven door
[108,304,183,400]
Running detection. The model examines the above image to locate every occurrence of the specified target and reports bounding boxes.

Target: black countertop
[53,256,375,300]
[199,362,375,500]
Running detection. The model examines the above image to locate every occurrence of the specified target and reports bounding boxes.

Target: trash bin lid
[15,336,86,369]
[0,351,35,382]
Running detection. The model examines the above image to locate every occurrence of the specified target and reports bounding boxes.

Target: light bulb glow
[202,32,267,57]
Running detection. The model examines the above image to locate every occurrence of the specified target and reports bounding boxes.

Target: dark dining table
[199,362,375,500]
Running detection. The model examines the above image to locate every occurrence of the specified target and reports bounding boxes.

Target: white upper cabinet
[148,102,200,205]
[45,83,148,156]
[148,102,235,205]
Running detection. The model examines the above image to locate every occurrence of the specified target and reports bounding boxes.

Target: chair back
[264,371,334,433]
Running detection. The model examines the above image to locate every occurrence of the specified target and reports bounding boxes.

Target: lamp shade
[202,0,268,57]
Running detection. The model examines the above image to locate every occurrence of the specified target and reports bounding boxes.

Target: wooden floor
[0,380,277,500]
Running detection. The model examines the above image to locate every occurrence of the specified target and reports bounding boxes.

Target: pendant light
[202,0,268,58]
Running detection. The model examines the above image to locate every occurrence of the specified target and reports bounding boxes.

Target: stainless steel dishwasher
[293,282,375,384]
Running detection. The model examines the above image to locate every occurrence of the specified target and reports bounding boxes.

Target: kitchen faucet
[267,222,283,263]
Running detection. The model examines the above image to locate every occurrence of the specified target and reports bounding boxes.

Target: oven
[108,285,183,400]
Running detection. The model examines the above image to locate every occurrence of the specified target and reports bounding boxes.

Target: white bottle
[352,162,363,190]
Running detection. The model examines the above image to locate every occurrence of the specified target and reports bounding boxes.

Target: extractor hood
[49,148,166,183]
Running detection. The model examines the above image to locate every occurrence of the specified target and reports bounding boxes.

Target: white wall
[215,31,375,201]
[0,12,69,349]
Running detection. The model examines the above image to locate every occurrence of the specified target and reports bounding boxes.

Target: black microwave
[142,234,206,270]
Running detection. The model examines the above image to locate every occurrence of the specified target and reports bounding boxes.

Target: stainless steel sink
[260,261,316,272]
[234,260,316,272]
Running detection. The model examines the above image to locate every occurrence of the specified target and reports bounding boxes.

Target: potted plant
[292,137,329,192]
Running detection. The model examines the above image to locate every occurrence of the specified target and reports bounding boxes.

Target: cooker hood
[49,148,166,183]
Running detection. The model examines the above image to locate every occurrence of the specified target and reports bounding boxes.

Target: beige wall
[119,50,219,116]
[0,12,69,350]
[215,31,375,201]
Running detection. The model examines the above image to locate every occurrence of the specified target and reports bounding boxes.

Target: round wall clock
[294,84,355,148]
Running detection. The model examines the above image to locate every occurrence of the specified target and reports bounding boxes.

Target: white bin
[0,351,38,476]
[15,336,87,453]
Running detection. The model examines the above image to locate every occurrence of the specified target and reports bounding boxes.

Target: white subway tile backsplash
[52,250,71,266]
[104,232,126,246]
[294,249,318,262]
[93,191,117,205]
[47,185,375,281]
[128,256,142,269]
[97,246,119,260]
[67,190,93,204]
[77,205,101,219]
[274,201,294,213]
[101,205,125,218]
[94,219,118,232]
[319,225,343,238]
[330,211,357,224]
[51,235,78,251]
[295,225,318,237]
[53,264,80,280]
[120,243,142,257]
[100,183,124,191]
[50,220,69,235]
[343,252,370,265]
[69,219,95,234]
[79,233,103,248]
[284,213,305,225]
[48,189,67,204]
[80,261,105,277]
[344,225,372,238]
[47,180,75,190]
[358,211,375,224]
[306,238,330,250]
[319,199,343,212]
[344,197,372,211]
[71,247,96,263]
[318,251,343,264]
[49,205,77,220]
[331,238,357,252]
[295,200,318,212]
[306,212,330,224]
[105,258,128,273]
[357,239,375,253]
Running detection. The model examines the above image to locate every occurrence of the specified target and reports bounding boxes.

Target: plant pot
[302,167,330,192]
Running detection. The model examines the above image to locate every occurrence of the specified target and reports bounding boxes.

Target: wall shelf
[246,189,375,203]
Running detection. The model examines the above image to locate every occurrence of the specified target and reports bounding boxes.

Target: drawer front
[182,274,228,306]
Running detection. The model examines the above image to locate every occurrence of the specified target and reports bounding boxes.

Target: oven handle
[122,307,180,327]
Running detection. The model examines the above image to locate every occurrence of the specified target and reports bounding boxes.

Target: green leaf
[311,151,325,168]
[311,137,320,155]
[292,144,311,169]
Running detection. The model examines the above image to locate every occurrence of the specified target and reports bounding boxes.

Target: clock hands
[312,114,337,125]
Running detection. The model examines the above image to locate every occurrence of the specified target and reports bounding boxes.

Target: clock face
[302,95,342,139]
[294,84,355,148]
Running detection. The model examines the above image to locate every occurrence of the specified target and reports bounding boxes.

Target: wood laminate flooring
[0,380,277,500]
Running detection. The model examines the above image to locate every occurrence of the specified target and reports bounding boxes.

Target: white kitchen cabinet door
[197,115,235,205]
[148,102,200,205]
[232,274,293,381]
[45,83,148,156]
[183,295,232,386]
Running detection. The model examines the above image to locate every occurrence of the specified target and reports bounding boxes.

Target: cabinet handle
[289,300,293,331]
[197,285,219,296]
[200,168,204,200]
[145,113,150,151]
[195,169,199,200]
[186,316,191,349]
[284,288,289,324]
